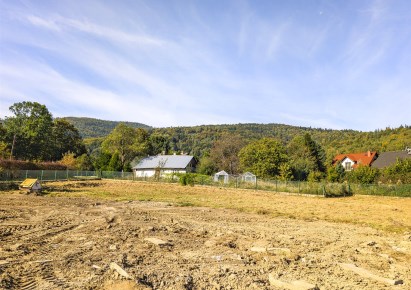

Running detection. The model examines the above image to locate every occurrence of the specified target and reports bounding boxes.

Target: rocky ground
[0,192,410,289]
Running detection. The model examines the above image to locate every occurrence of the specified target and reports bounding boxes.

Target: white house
[133,155,196,178]
[333,151,377,171]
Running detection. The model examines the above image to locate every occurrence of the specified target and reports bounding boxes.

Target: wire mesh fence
[0,170,410,197]
[0,169,100,182]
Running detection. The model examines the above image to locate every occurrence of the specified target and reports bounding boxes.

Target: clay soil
[0,180,410,289]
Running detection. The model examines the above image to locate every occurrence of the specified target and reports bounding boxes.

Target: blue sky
[1,0,410,131]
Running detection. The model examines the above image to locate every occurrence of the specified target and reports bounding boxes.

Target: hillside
[61,117,152,138]
[64,115,411,162]
[152,124,411,161]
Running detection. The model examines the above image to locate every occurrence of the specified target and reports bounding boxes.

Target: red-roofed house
[333,151,378,171]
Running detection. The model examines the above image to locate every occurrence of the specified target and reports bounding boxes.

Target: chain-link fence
[0,170,410,197]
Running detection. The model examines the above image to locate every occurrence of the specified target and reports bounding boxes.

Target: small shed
[214,170,229,183]
[20,178,42,193]
[241,172,256,183]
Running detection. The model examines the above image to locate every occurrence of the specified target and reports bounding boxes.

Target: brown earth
[0,181,410,289]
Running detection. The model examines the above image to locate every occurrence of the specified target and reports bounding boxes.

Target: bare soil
[0,182,410,289]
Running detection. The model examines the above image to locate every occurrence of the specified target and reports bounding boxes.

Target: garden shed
[241,172,256,183]
[214,170,229,183]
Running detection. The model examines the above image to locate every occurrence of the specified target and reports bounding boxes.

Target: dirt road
[0,191,410,289]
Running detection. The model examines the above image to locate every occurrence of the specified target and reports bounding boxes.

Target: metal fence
[1,170,410,197]
[0,169,100,181]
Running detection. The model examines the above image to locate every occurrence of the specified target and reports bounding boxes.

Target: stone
[109,262,131,279]
[250,246,266,253]
[268,273,318,290]
[339,263,403,285]
[267,247,291,256]
[144,237,171,246]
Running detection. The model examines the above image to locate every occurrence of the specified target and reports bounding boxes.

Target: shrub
[179,173,194,186]
[347,165,379,184]
[0,159,67,170]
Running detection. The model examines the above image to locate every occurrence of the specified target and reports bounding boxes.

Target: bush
[179,173,194,186]
[347,165,379,184]
[0,182,19,191]
[307,171,324,182]
[378,158,411,184]
[0,159,67,170]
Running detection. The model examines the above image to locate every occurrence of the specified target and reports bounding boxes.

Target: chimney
[367,150,371,157]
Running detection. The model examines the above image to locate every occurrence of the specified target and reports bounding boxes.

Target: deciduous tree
[101,124,149,171]
[209,134,245,174]
[4,101,53,160]
[52,119,86,161]
[239,138,288,178]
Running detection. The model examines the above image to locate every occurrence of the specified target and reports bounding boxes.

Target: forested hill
[151,124,411,161]
[64,116,410,161]
[62,117,152,138]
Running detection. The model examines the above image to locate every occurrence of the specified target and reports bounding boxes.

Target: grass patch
[21,179,411,233]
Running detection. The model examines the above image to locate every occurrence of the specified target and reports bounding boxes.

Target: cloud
[1,0,410,130]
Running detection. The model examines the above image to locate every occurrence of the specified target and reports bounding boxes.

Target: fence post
[25,170,28,179]
[41,170,43,182]
[66,169,69,181]
[276,180,278,192]
[298,181,300,193]
[55,170,57,181]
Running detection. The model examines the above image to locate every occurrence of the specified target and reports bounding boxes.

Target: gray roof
[241,172,256,177]
[215,170,229,176]
[133,155,194,170]
[371,151,411,169]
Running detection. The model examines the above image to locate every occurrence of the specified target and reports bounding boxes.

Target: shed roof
[20,178,39,188]
[133,155,194,170]
[371,151,411,169]
[215,170,229,176]
[242,172,255,177]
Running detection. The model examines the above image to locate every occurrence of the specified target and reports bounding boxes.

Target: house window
[345,162,352,171]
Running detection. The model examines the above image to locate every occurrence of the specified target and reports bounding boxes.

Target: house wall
[135,169,188,178]
[341,157,354,171]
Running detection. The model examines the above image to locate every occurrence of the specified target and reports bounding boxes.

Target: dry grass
[29,179,411,233]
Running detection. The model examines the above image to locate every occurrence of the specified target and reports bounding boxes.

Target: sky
[0,0,410,131]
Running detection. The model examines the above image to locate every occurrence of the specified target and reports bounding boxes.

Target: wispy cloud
[1,0,410,130]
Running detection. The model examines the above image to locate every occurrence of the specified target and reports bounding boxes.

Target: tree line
[1,101,410,184]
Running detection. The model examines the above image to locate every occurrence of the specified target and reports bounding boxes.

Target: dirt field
[0,180,410,289]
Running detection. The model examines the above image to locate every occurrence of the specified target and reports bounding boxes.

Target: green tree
[287,133,326,180]
[307,171,325,182]
[209,134,245,174]
[149,133,170,155]
[379,158,411,184]
[197,153,218,175]
[239,138,288,178]
[0,124,9,159]
[107,152,122,171]
[4,101,53,160]
[93,151,112,171]
[101,124,149,171]
[51,119,86,161]
[327,162,345,182]
[76,153,94,170]
[348,165,379,184]
[279,162,293,181]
